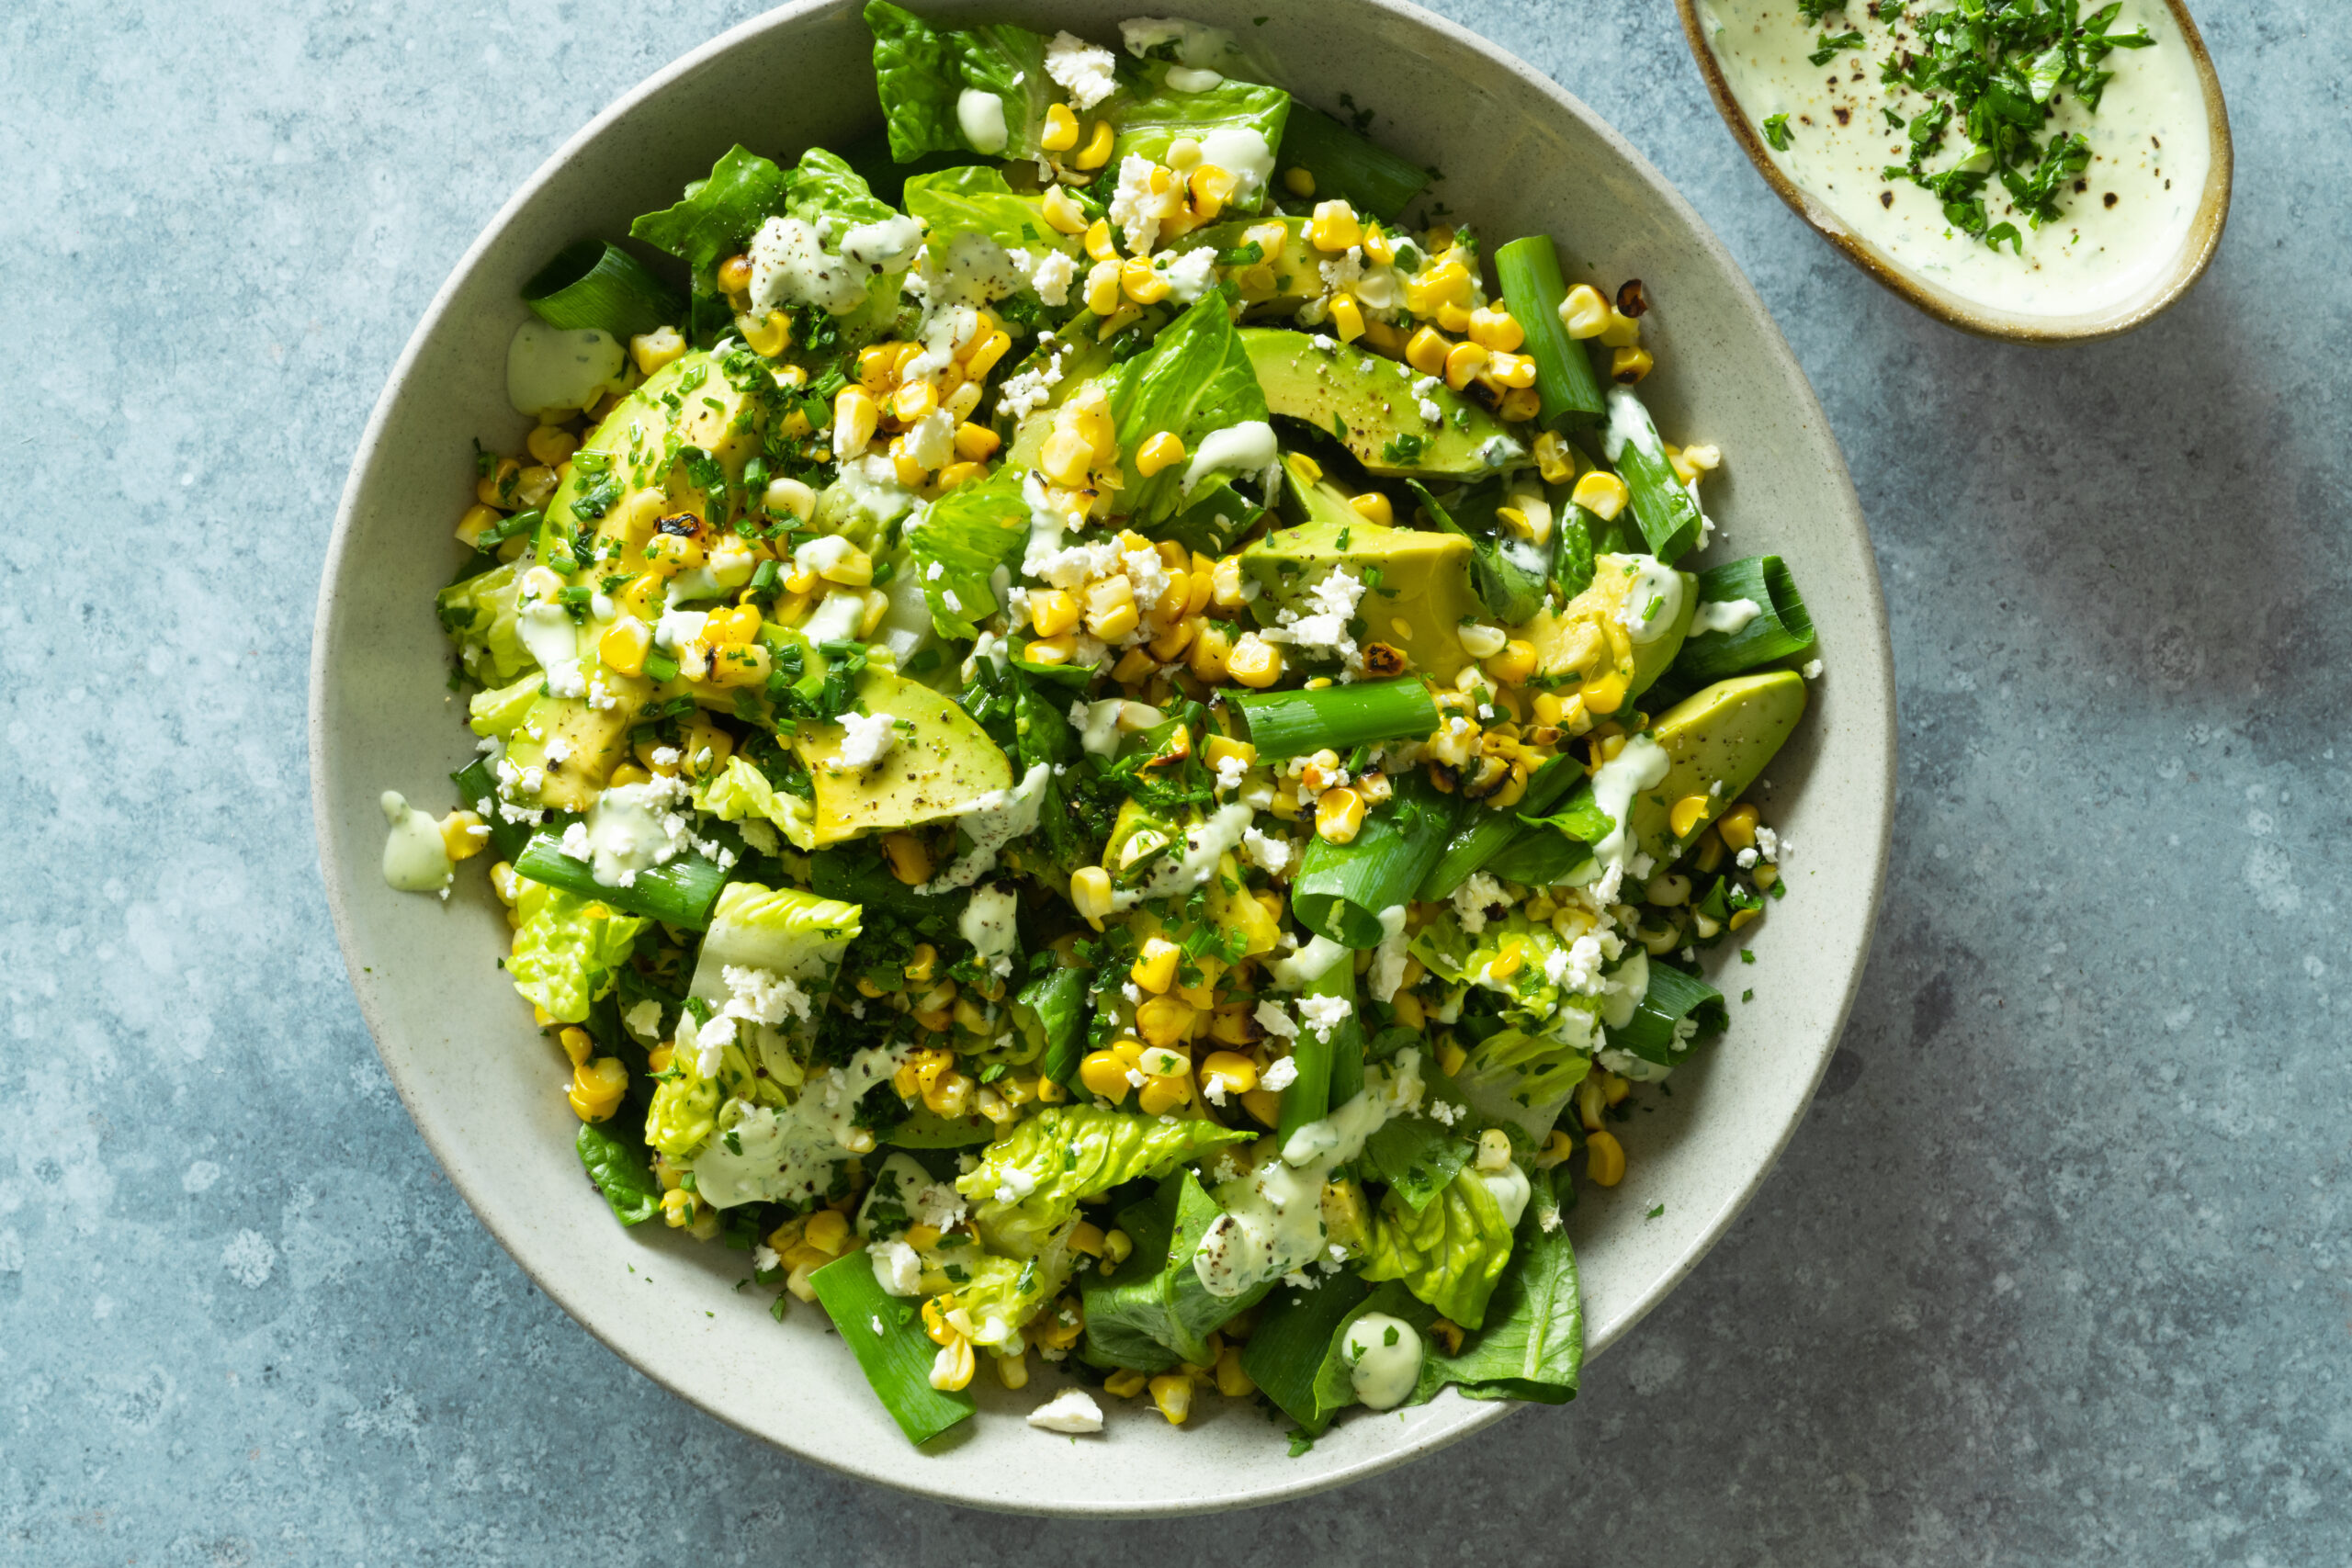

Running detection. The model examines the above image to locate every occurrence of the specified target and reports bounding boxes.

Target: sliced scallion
[1291,771,1459,947]
[523,239,685,342]
[808,1253,975,1445]
[1601,387,1707,565]
[1232,677,1438,761]
[1495,235,1605,425]
[1668,554,1815,683]
[1417,750,1585,901]
[514,829,729,930]
[1275,106,1432,223]
[1607,964,1727,1069]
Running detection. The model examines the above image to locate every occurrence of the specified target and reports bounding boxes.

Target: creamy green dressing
[505,320,626,420]
[1343,1313,1424,1410]
[379,791,452,894]
[1701,0,2210,316]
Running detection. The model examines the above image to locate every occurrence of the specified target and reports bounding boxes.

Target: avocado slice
[1239,517,1484,683]
[1523,553,1697,709]
[1239,329,1522,480]
[1620,671,1807,862]
[1169,218,1322,315]
[792,670,1014,847]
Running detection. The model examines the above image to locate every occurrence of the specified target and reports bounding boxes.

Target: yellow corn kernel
[891,378,938,424]
[1438,302,1475,333]
[1717,804,1759,852]
[1570,469,1630,522]
[930,1337,976,1393]
[1327,292,1366,342]
[1147,616,1197,663]
[1442,340,1490,391]
[1022,589,1086,644]
[453,502,504,549]
[1668,794,1713,840]
[1533,430,1579,486]
[1040,182,1088,235]
[1179,620,1227,683]
[948,422,1001,465]
[1069,1222,1107,1258]
[934,460,984,491]
[630,325,686,376]
[703,640,770,688]
[1104,1368,1149,1400]
[1404,325,1453,376]
[1187,163,1237,219]
[1437,1036,1468,1077]
[1599,307,1643,348]
[566,1056,628,1122]
[1121,257,1171,304]
[881,831,933,886]
[738,308,789,356]
[1498,386,1543,423]
[1611,345,1655,384]
[1226,632,1283,688]
[1131,937,1182,995]
[1754,863,1781,892]
[1070,864,1114,928]
[1214,1345,1255,1397]
[833,386,879,455]
[1466,305,1526,352]
[1148,1372,1193,1425]
[595,615,651,677]
[1202,735,1256,774]
[1136,995,1196,1049]
[1081,256,1124,317]
[1040,424,1096,490]
[1137,1074,1192,1115]
[965,329,1012,378]
[1282,165,1316,198]
[1484,638,1538,686]
[1486,350,1539,389]
[439,809,490,863]
[803,1208,851,1256]
[1347,491,1394,526]
[558,1026,594,1067]
[1557,283,1611,339]
[525,423,578,468]
[1083,218,1118,264]
[1041,100,1080,152]
[1727,906,1763,934]
[1135,431,1186,478]
[1078,1049,1131,1102]
[1085,599,1139,647]
[1307,200,1363,252]
[1585,1129,1626,1187]
[1315,786,1366,844]
[856,344,897,393]
[489,861,522,906]
[706,604,762,646]
[1198,1051,1258,1099]
[1073,118,1115,170]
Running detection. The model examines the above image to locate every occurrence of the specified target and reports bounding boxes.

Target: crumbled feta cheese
[1453,871,1507,935]
[1297,993,1352,1038]
[1736,847,1759,870]
[1216,753,1248,793]
[1160,246,1218,303]
[1044,30,1119,108]
[870,1239,923,1296]
[1418,397,1442,424]
[1254,1002,1299,1043]
[1241,826,1292,874]
[1108,153,1169,256]
[1754,826,1781,862]
[1802,659,1824,681]
[1027,1387,1105,1434]
[1259,1053,1299,1089]
[1027,246,1077,307]
[834,709,899,771]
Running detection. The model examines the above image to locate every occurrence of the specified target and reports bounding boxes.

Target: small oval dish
[1677,0,2232,343]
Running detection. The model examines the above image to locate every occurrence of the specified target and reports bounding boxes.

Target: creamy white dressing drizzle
[571,778,689,886]
[1691,596,1762,637]
[505,321,626,420]
[689,1044,903,1208]
[1343,1313,1425,1410]
[1700,0,2210,316]
[1269,934,1349,990]
[917,763,1053,893]
[956,88,1009,153]
[1181,419,1277,492]
[1590,734,1670,871]
[1201,126,1276,201]
[379,792,452,893]
[1107,803,1256,912]
[1617,558,1686,645]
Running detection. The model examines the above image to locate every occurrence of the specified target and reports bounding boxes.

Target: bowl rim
[1673,0,2234,345]
[311,0,1897,1513]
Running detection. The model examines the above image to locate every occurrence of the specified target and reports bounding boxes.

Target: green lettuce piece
[1411,909,1599,1043]
[692,756,818,851]
[1360,1166,1516,1329]
[685,881,864,1080]
[865,1,1056,162]
[1447,1027,1590,1144]
[903,164,1077,254]
[629,144,792,289]
[1083,1171,1272,1371]
[1107,62,1290,200]
[1414,1169,1581,1404]
[467,673,540,739]
[1360,1112,1477,1214]
[954,1104,1254,1258]
[1309,1280,1432,1426]
[506,883,648,1025]
[948,1238,1077,1349]
[785,146,900,231]
[576,1120,662,1225]
[906,467,1028,637]
[1104,291,1272,531]
[646,1037,791,1162]
[435,563,531,683]
[1240,1271,1374,1436]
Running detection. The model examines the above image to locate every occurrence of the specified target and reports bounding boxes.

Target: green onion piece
[1553,502,1597,598]
[1240,1271,1374,1436]
[1607,964,1727,1069]
[1417,750,1586,901]
[1232,677,1439,761]
[514,829,729,930]
[448,758,531,863]
[808,1253,975,1445]
[1495,235,1605,425]
[1601,387,1707,564]
[1013,966,1090,1089]
[1291,770,1460,947]
[1322,962,1367,1111]
[1275,106,1432,223]
[1669,555,1816,683]
[522,239,684,342]
[809,843,956,916]
[1277,961,1360,1149]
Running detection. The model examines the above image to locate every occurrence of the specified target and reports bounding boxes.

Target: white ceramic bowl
[312,0,1894,1516]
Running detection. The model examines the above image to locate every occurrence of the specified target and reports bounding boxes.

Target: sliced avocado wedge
[1170,218,1321,315]
[1239,517,1484,683]
[1620,671,1807,862]
[1239,329,1521,479]
[1273,451,1366,532]
[792,670,1014,847]
[1524,553,1697,712]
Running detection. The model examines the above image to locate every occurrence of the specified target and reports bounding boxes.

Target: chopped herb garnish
[1761,113,1793,152]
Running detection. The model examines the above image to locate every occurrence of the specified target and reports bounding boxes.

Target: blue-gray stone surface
[4,2,2345,1562]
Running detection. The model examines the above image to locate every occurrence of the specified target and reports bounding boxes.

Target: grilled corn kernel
[803,1209,851,1255]
[1717,804,1759,852]
[1533,430,1578,485]
[1041,100,1080,152]
[832,386,879,457]
[1557,283,1611,339]
[1584,1129,1626,1187]
[1327,292,1366,342]
[1282,165,1317,197]
[1316,786,1366,843]
[1214,1345,1256,1397]
[1226,632,1283,688]
[566,1057,628,1122]
[630,325,686,376]
[1569,469,1630,522]
[1404,325,1453,376]
[1131,937,1182,995]
[1349,491,1394,525]
[881,832,933,886]
[1485,349,1539,389]
[1026,588,1080,638]
[1073,118,1115,170]
[1442,340,1490,391]
[1136,995,1196,1049]
[1611,345,1655,384]
[1136,431,1186,477]
[1084,219,1118,263]
[1466,305,1526,353]
[1148,1373,1193,1425]
[1727,906,1762,933]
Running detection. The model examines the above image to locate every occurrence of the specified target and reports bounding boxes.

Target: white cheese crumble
[1258,1053,1299,1090]
[1254,1002,1299,1042]
[1044,30,1120,107]
[1453,871,1508,935]
[1297,993,1353,1039]
[1027,1387,1105,1434]
[1241,826,1292,874]
[833,710,899,771]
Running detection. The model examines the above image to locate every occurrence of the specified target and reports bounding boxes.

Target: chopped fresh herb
[1739,948,1756,964]
[1646,1203,1665,1219]
[1809,29,1865,67]
[1761,113,1793,152]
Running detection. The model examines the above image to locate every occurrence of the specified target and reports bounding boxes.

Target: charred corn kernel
[567,1056,628,1122]
[1241,1087,1284,1127]
[1070,864,1114,927]
[1442,340,1490,391]
[1754,863,1781,891]
[1557,283,1611,338]
[1570,469,1630,522]
[595,616,651,677]
[1083,218,1118,263]
[439,809,489,863]
[930,1337,976,1393]
[630,325,686,376]
[1132,937,1182,994]
[1315,786,1366,843]
[832,386,879,455]
[891,378,938,423]
[1136,995,1196,1049]
[1104,1367,1148,1399]
[1327,292,1366,342]
[1120,257,1170,303]
[1668,794,1713,840]
[965,329,1012,378]
[1227,632,1283,688]
[1025,588,1080,639]
[1188,162,1237,217]
[1137,1075,1192,1115]
[1187,620,1233,682]
[1486,349,1539,389]
[950,421,1001,465]
[641,532,703,577]
[704,641,770,688]
[1135,431,1186,477]
[1208,1005,1257,1046]
[803,1209,850,1256]
[1599,307,1643,348]
[713,253,753,295]
[881,832,933,886]
[1282,165,1317,198]
[1585,1129,1627,1187]
[1404,325,1453,376]
[1198,1051,1258,1098]
[1533,430,1579,486]
[1717,804,1759,851]
[1148,1372,1193,1425]
[1040,182,1088,235]
[1348,491,1393,525]
[1611,345,1655,384]
[1466,305,1526,352]
[1041,100,1080,152]
[1437,1037,1468,1077]
[1073,118,1114,170]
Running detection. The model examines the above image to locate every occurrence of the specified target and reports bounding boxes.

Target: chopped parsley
[1761,113,1793,152]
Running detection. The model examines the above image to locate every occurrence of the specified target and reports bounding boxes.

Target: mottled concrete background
[5,0,2345,1562]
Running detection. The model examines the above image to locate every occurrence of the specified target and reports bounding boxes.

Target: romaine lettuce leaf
[1360,1112,1477,1214]
[692,755,818,852]
[506,882,648,1025]
[947,1237,1076,1349]
[629,144,792,289]
[576,1120,662,1225]
[1414,1168,1581,1404]
[1360,1166,1516,1329]
[865,1,1056,162]
[467,673,540,739]
[1107,62,1290,201]
[784,146,901,231]
[1104,291,1271,531]
[684,882,863,1084]
[903,164,1078,255]
[905,467,1029,637]
[436,563,532,683]
[1410,908,1604,1050]
[1082,1171,1271,1371]
[954,1104,1254,1258]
